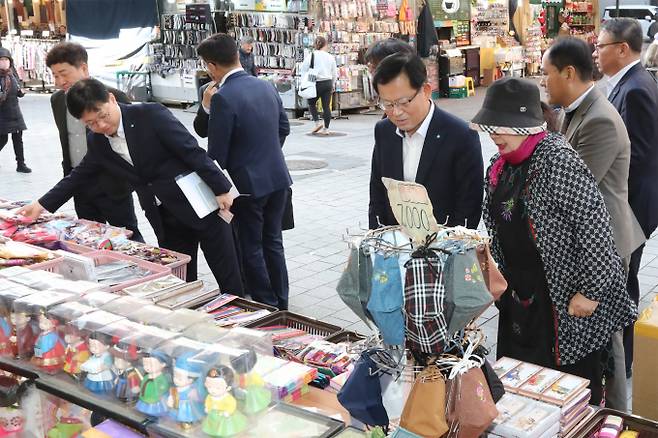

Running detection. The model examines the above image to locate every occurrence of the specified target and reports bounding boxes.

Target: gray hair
[601,18,643,53]
[240,36,254,45]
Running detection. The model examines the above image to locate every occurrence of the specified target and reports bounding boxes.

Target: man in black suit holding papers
[18,79,243,295]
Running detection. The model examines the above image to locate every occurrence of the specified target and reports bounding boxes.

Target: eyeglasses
[377,88,422,111]
[594,41,624,50]
[84,110,110,129]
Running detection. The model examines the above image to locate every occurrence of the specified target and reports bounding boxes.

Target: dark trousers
[0,131,25,164]
[233,188,289,310]
[157,206,244,296]
[624,243,644,373]
[559,348,604,405]
[308,80,333,129]
[73,192,144,243]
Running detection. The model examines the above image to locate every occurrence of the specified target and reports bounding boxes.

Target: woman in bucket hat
[473,77,636,404]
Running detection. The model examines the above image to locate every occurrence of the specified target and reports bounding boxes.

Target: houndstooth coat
[483,132,638,366]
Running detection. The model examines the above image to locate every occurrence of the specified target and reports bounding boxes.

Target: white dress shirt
[564,84,596,113]
[604,60,641,98]
[396,102,435,182]
[105,112,133,165]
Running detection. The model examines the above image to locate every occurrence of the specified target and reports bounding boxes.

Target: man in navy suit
[369,52,484,230]
[18,79,243,295]
[595,18,658,376]
[197,34,292,310]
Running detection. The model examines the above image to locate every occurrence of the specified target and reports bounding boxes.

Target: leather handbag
[475,244,507,301]
[446,367,499,438]
[399,365,449,437]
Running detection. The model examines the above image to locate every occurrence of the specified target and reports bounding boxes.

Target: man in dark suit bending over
[369,52,484,229]
[18,79,243,294]
[46,42,143,241]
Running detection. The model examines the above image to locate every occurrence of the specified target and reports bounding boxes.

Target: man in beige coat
[542,38,644,412]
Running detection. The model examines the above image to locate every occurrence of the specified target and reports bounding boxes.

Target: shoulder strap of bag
[310,51,315,69]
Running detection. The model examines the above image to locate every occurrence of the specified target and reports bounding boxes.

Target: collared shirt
[105,111,133,165]
[395,101,435,182]
[201,67,244,114]
[604,60,641,98]
[564,84,596,113]
[66,109,88,168]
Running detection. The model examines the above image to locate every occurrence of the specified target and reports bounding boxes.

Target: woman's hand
[568,292,599,317]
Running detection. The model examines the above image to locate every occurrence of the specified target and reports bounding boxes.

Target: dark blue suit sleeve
[207,92,234,167]
[624,88,657,173]
[193,83,210,138]
[451,129,484,228]
[368,125,390,229]
[149,104,231,195]
[276,88,290,146]
[38,146,103,212]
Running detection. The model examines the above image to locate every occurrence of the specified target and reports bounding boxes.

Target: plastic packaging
[153,308,211,333]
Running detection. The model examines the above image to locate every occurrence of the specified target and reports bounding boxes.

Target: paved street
[2,90,657,404]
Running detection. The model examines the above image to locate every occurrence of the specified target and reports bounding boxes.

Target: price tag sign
[382,177,440,244]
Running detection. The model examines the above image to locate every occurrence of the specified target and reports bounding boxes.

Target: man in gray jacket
[542,37,644,412]
[239,36,257,77]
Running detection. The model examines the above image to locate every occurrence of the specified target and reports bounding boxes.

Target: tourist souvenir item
[230,349,271,414]
[80,332,115,394]
[202,366,248,437]
[111,342,143,404]
[168,352,206,428]
[136,350,172,417]
[31,313,66,372]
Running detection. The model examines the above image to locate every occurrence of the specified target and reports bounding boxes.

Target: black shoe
[16,163,31,173]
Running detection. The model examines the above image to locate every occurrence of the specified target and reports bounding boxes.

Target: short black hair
[364,38,415,67]
[601,18,643,53]
[546,37,594,82]
[197,33,239,67]
[46,42,88,68]
[372,52,427,93]
[66,78,110,119]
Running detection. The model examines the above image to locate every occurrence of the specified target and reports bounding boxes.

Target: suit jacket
[207,71,291,198]
[564,87,645,258]
[193,82,211,138]
[608,62,658,237]
[51,86,132,199]
[39,103,232,239]
[369,105,484,229]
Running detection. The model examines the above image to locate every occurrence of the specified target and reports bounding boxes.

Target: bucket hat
[470,77,546,135]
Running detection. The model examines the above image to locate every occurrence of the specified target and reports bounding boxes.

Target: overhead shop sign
[235,0,287,11]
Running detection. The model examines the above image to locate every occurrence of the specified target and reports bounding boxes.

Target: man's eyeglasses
[594,41,625,50]
[84,110,110,129]
[377,88,422,111]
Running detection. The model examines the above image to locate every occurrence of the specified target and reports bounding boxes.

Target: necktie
[562,110,576,135]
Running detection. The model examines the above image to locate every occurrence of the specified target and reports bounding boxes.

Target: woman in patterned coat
[471,77,637,404]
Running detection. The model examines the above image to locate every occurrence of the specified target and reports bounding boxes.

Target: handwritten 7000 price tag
[382,177,440,244]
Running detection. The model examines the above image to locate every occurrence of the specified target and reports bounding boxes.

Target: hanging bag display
[399,364,449,437]
[475,244,507,300]
[367,253,405,346]
[299,52,318,99]
[443,249,494,336]
[446,366,499,438]
[336,246,374,328]
[403,249,449,354]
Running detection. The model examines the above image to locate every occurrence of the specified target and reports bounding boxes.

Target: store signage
[255,0,287,11]
[429,0,470,22]
[234,0,257,10]
[382,177,440,244]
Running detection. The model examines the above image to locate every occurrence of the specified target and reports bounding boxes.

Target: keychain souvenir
[168,352,205,429]
[136,350,171,417]
[202,366,248,437]
[80,332,115,394]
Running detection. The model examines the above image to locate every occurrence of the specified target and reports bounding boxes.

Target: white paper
[176,172,220,219]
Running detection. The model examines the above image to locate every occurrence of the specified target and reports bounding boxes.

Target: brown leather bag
[476,244,507,301]
[399,365,449,437]
[446,367,499,438]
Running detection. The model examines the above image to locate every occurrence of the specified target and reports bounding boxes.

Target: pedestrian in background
[364,38,415,75]
[301,36,337,135]
[0,48,30,173]
[239,36,257,77]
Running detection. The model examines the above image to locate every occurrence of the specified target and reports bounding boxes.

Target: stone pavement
[1,89,656,406]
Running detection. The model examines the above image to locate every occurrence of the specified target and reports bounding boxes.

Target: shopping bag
[475,243,507,300]
[399,365,449,436]
[299,52,318,99]
[403,252,449,353]
[446,367,499,438]
[444,249,494,336]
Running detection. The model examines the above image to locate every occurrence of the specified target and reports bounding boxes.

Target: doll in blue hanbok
[80,332,115,394]
[167,352,205,429]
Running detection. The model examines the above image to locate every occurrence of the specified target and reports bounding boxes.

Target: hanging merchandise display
[0,36,61,90]
[470,0,510,46]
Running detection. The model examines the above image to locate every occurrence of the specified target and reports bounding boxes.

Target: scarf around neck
[489,131,547,187]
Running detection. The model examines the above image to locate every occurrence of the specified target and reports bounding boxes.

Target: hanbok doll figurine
[9,311,35,359]
[80,333,114,394]
[230,349,271,414]
[0,303,13,356]
[202,366,248,437]
[111,342,143,404]
[168,352,205,429]
[31,313,65,372]
[136,351,171,417]
[62,326,90,380]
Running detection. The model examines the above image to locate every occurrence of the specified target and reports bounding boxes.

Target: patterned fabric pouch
[336,246,373,328]
[367,253,405,346]
[444,249,494,336]
[403,250,449,354]
[446,367,499,438]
